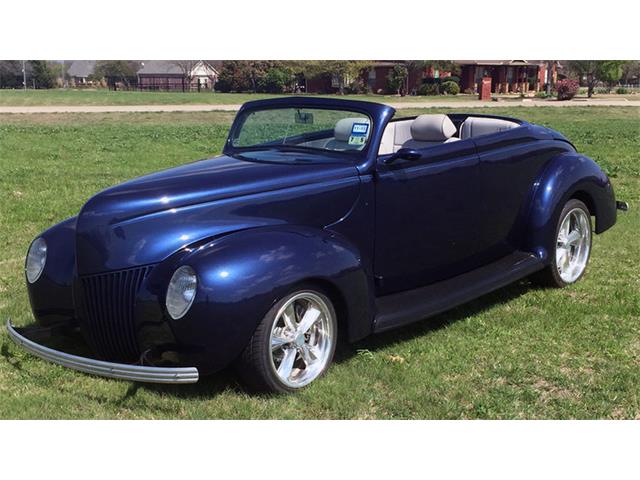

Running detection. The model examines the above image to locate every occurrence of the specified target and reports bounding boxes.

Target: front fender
[27,216,77,325]
[525,153,616,261]
[151,226,373,372]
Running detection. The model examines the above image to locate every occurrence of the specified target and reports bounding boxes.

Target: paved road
[0,99,638,114]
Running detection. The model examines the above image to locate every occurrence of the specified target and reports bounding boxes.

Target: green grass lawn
[0,88,482,106]
[0,107,638,419]
[1,89,638,107]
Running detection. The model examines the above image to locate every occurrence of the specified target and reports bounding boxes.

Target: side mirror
[383,148,422,165]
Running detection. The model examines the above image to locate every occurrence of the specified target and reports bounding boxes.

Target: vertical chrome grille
[80,266,153,361]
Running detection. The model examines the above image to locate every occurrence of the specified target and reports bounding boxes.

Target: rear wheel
[534,199,592,288]
[237,288,337,393]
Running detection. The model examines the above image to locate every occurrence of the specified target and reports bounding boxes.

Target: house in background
[456,60,558,94]
[304,60,558,95]
[137,60,219,91]
[67,60,96,85]
[366,61,416,94]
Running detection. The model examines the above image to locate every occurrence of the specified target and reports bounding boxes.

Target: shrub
[215,76,232,92]
[535,91,551,98]
[30,60,54,89]
[258,68,291,93]
[387,64,409,95]
[616,86,628,94]
[440,81,460,95]
[556,79,579,100]
[345,78,368,94]
[596,87,610,94]
[418,83,439,96]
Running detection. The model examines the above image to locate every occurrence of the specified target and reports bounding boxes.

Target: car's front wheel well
[300,278,349,341]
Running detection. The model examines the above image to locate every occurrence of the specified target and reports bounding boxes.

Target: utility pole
[546,60,553,96]
[22,60,27,91]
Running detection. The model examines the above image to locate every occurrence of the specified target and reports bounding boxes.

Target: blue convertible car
[9,97,625,393]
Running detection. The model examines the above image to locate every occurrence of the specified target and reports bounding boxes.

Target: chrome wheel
[268,291,335,389]
[556,207,591,283]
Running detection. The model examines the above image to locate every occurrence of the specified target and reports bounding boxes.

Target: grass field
[1,89,638,107]
[0,89,479,106]
[0,107,638,419]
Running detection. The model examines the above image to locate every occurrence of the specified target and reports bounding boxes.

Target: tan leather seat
[326,117,370,150]
[459,117,518,139]
[379,114,459,155]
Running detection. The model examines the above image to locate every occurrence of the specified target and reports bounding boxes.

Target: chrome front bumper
[6,319,199,384]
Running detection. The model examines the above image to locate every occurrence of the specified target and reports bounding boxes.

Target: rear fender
[524,153,616,261]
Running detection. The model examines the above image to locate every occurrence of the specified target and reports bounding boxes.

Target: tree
[387,64,408,95]
[0,60,22,88]
[46,62,69,87]
[405,60,460,93]
[596,61,627,90]
[216,61,267,92]
[216,61,296,93]
[259,66,295,93]
[567,60,627,97]
[173,60,199,92]
[567,61,598,97]
[621,61,640,85]
[407,60,459,75]
[30,60,54,89]
[93,61,138,88]
[291,61,372,95]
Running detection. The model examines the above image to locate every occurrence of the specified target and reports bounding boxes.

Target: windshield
[231,107,372,154]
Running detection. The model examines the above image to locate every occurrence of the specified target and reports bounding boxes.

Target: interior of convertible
[299,113,521,155]
[231,107,521,156]
[377,114,520,155]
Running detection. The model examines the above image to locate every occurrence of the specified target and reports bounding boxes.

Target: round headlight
[26,237,47,284]
[166,265,197,320]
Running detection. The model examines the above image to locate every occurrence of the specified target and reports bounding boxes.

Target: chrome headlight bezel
[165,265,198,320]
[26,237,47,284]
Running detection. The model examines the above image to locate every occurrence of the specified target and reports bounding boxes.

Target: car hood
[75,153,361,275]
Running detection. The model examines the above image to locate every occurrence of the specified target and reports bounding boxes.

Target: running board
[373,251,543,333]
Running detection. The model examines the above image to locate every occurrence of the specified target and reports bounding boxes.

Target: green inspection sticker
[348,135,367,146]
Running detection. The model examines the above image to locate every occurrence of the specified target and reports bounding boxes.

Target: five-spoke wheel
[555,206,591,283]
[535,198,592,287]
[238,288,337,393]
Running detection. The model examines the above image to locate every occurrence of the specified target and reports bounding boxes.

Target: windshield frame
[225,105,375,160]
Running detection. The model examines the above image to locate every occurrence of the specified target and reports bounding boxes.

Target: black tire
[236,287,338,394]
[532,198,592,288]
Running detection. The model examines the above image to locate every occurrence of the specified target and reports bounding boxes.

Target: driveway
[0,98,638,114]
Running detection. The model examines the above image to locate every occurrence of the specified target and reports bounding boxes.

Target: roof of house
[372,61,400,67]
[67,60,96,78]
[137,60,219,76]
[453,60,559,67]
[137,60,184,75]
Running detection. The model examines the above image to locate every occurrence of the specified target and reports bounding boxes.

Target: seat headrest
[459,117,518,139]
[334,117,370,142]
[410,114,456,142]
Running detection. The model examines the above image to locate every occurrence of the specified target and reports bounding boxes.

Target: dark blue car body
[25,97,617,376]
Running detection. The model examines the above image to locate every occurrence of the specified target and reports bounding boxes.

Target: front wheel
[237,288,338,393]
[534,198,592,288]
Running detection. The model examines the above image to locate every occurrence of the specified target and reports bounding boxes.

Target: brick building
[456,60,558,94]
[304,60,558,95]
